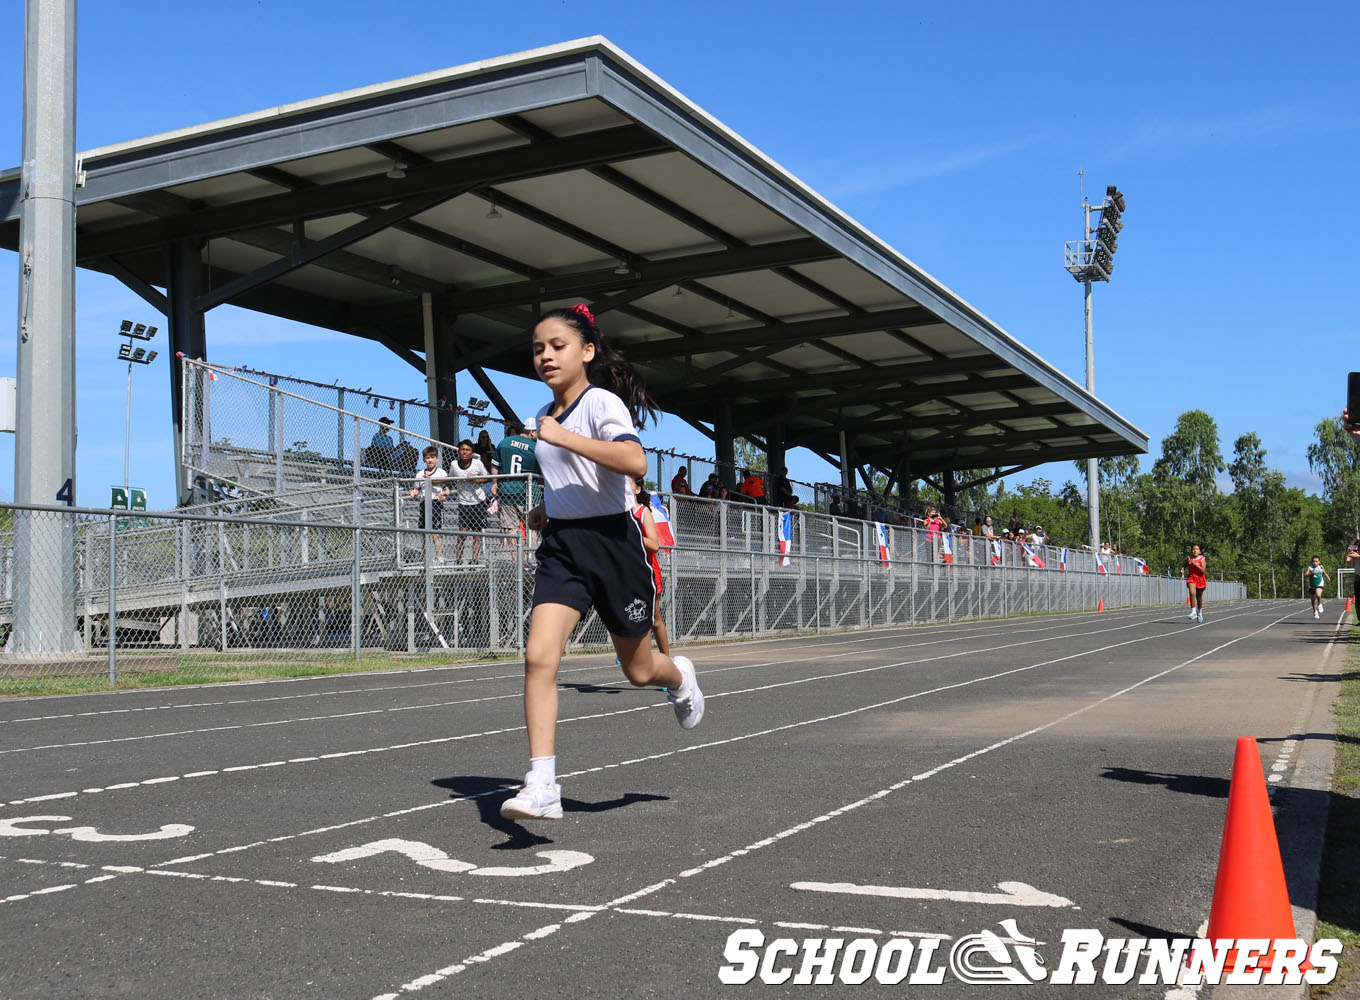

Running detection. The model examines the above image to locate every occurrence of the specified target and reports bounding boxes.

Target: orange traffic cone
[1347,596,1353,613]
[1202,737,1306,972]
[1097,598,1104,612]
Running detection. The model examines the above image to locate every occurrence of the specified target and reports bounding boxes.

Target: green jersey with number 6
[493,434,539,505]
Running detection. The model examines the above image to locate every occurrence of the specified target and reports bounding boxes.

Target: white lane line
[122,606,1271,873]
[0,602,1195,732]
[1267,610,1349,785]
[0,605,1172,755]
[371,611,1294,999]
[4,604,1251,807]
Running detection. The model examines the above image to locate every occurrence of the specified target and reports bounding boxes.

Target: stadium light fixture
[113,319,160,496]
[1061,176,1128,554]
[385,159,407,180]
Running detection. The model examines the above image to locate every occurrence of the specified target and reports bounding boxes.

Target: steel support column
[168,239,207,506]
[11,0,77,654]
[715,396,736,490]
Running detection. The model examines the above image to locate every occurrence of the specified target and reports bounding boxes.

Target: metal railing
[0,495,1244,692]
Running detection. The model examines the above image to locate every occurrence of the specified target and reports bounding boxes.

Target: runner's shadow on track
[558,681,632,694]
[1257,730,1360,747]
[432,776,669,849]
[1100,767,1228,798]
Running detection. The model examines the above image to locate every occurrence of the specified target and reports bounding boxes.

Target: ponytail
[537,304,660,428]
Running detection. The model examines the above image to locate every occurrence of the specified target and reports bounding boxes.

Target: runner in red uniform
[631,478,671,657]
[1184,544,1208,623]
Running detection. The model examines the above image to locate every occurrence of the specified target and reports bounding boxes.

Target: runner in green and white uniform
[1305,557,1330,620]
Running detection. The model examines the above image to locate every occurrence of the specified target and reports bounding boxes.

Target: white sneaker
[1196,612,1204,623]
[1188,609,1198,620]
[667,656,705,730]
[1319,603,1325,614]
[499,773,562,821]
[1314,610,1321,619]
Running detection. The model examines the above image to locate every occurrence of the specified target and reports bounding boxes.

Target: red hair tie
[573,303,595,326]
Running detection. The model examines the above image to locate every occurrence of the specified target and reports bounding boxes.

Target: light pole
[1064,180,1126,551]
[115,321,158,494]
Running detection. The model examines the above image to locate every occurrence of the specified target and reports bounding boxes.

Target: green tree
[1228,433,1287,597]
[1306,416,1360,543]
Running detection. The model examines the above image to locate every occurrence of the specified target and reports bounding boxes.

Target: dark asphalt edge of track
[1211,609,1348,1000]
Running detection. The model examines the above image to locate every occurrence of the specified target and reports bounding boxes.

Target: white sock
[529,755,556,784]
[670,660,692,698]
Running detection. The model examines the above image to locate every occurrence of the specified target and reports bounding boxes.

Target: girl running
[500,304,704,822]
[630,477,671,657]
[1184,544,1208,623]
[1305,557,1330,619]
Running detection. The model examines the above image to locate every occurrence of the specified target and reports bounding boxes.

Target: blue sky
[1,1,1356,507]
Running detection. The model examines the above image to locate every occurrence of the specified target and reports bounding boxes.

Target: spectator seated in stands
[1006,511,1023,540]
[671,466,694,496]
[363,417,399,472]
[698,473,719,499]
[739,469,766,505]
[390,441,419,475]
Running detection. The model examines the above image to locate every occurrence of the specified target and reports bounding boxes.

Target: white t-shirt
[535,386,641,519]
[412,466,447,498]
[445,456,490,505]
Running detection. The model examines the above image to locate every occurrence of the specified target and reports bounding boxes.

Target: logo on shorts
[624,598,648,623]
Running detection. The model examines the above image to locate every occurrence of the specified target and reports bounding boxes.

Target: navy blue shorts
[532,512,656,638]
[417,500,443,530]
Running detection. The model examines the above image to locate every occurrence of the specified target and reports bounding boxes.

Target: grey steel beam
[465,366,520,426]
[196,190,456,311]
[112,187,446,302]
[692,358,1015,404]
[726,375,1039,431]
[907,441,1142,477]
[495,113,739,248]
[102,255,169,315]
[249,163,546,281]
[624,306,938,361]
[1,54,604,222]
[74,125,668,260]
[448,237,835,313]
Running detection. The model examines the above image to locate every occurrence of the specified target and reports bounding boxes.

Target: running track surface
[0,600,1344,999]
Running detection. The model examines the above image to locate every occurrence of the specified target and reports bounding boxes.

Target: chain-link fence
[0,495,1244,693]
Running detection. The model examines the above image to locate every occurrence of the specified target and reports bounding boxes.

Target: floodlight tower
[1064,181,1126,552]
[114,321,159,494]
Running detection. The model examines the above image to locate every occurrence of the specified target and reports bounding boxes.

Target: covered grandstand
[0,37,1145,510]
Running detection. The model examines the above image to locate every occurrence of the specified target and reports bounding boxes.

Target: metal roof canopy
[0,36,1146,496]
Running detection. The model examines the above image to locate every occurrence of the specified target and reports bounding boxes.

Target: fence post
[352,418,362,662]
[517,531,526,653]
[107,513,116,685]
[218,521,228,653]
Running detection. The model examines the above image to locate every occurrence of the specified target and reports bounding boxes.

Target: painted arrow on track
[792,879,1075,908]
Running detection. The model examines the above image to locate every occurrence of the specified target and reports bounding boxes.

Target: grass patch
[1312,623,1360,998]
[0,650,511,697]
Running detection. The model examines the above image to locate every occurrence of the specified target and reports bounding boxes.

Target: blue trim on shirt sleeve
[614,434,641,444]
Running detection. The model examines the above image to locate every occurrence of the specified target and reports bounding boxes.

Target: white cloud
[820,133,1049,199]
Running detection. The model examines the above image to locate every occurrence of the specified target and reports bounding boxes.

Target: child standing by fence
[500,304,704,822]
